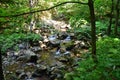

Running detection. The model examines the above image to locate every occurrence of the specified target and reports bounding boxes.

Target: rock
[69,33,75,39]
[31,46,42,52]
[16,70,28,80]
[31,76,50,80]
[79,41,89,49]
[58,32,68,40]
[18,72,28,80]
[19,43,26,49]
[29,55,38,63]
[17,50,38,63]
[60,47,66,53]
[43,36,49,43]
[7,51,14,57]
[39,41,47,49]
[26,72,32,79]
[32,65,47,78]
[2,60,10,68]
[66,45,75,51]
[49,67,63,80]
[30,41,40,46]
[48,40,60,48]
[58,57,69,63]
[26,79,34,80]
[55,49,61,55]
[18,42,30,50]
[16,56,29,62]
[63,51,71,55]
[16,70,24,76]
[48,35,57,41]
[64,36,71,42]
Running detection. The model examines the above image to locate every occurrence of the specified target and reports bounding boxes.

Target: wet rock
[66,45,75,51]
[26,79,33,80]
[78,41,90,49]
[18,42,30,50]
[64,35,71,41]
[2,60,10,68]
[47,34,60,48]
[17,50,38,63]
[16,70,24,76]
[55,49,71,59]
[81,44,89,49]
[58,32,68,40]
[7,51,15,57]
[55,49,61,55]
[48,35,57,41]
[26,72,33,79]
[56,57,69,64]
[74,40,90,49]
[69,33,75,39]
[6,51,19,61]
[37,59,42,63]
[48,40,60,48]
[43,35,49,43]
[19,43,26,49]
[49,67,64,80]
[60,47,66,53]
[31,76,50,80]
[39,41,47,50]
[63,51,71,55]
[16,56,29,62]
[31,46,41,52]
[18,72,28,80]
[32,65,47,78]
[29,55,38,63]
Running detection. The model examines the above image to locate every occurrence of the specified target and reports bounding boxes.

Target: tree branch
[0,1,88,18]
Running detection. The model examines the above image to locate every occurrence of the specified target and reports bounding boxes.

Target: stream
[2,19,90,80]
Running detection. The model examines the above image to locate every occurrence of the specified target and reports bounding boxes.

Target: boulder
[17,50,38,64]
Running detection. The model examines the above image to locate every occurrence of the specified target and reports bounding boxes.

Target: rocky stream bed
[2,20,91,80]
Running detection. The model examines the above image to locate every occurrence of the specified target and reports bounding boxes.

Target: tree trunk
[29,0,35,32]
[114,0,119,35]
[0,49,4,80]
[88,0,97,63]
[107,0,114,35]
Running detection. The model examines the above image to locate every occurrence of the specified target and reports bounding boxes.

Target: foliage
[69,18,91,40]
[94,0,112,19]
[0,33,42,54]
[0,0,120,80]
[57,2,89,21]
[64,37,120,80]
[96,20,108,34]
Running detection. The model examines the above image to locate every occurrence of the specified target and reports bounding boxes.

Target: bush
[64,37,120,80]
[96,20,108,34]
[0,33,42,54]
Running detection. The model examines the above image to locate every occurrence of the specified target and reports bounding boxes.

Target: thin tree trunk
[114,0,119,35]
[107,0,114,35]
[0,49,4,80]
[29,0,35,32]
[88,0,97,63]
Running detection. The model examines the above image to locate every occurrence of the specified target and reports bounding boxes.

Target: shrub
[0,33,42,54]
[64,37,120,80]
